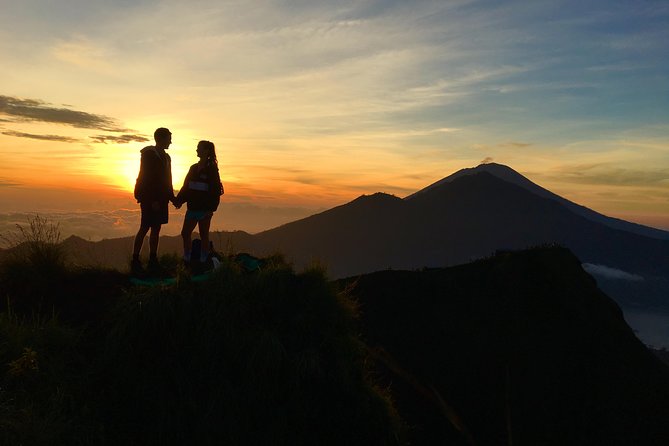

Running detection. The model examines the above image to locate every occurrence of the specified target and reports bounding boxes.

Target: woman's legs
[197,215,212,260]
[181,217,198,261]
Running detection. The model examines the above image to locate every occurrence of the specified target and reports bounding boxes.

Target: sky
[1,0,668,240]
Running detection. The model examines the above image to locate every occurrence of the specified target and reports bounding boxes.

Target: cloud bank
[582,263,644,282]
[90,134,149,144]
[0,203,320,242]
[0,94,147,144]
[1,130,80,143]
[0,179,21,187]
[0,95,125,131]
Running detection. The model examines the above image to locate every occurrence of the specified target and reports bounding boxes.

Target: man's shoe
[130,258,144,276]
[147,258,163,275]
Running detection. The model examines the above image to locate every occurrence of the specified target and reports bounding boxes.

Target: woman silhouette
[174,140,223,267]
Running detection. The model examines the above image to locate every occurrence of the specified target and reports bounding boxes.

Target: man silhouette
[131,127,175,274]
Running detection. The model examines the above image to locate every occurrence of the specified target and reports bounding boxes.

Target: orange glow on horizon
[113,157,140,193]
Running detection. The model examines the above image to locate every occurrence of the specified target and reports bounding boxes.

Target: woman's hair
[198,140,217,165]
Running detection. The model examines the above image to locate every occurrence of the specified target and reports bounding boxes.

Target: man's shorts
[185,210,213,221]
[140,201,169,227]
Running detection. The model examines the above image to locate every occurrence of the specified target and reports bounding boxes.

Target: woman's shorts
[185,210,213,221]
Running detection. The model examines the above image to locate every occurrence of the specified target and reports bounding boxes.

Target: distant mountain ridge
[407,163,669,240]
[254,166,669,280]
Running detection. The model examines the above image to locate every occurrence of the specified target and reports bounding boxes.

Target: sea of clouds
[582,263,645,282]
[0,202,319,244]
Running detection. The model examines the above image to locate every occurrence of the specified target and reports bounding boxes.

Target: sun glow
[116,157,140,193]
[98,143,193,196]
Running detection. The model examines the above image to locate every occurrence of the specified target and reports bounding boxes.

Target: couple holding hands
[131,127,223,274]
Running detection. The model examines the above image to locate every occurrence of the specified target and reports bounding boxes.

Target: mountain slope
[405,171,669,276]
[407,162,669,240]
[342,247,669,445]
[253,192,409,275]
[254,171,669,280]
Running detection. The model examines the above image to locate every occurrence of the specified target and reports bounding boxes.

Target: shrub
[0,215,68,316]
[0,214,66,273]
[96,259,401,445]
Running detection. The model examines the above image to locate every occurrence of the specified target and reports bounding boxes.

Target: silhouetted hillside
[407,172,669,276]
[408,163,669,240]
[255,171,669,281]
[0,248,400,445]
[653,348,669,367]
[254,192,408,276]
[342,247,669,445]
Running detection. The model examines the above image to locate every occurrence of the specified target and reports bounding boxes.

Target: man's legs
[148,224,161,264]
[133,224,150,257]
[133,201,167,273]
[131,224,150,273]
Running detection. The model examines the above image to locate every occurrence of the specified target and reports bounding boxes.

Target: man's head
[154,127,172,149]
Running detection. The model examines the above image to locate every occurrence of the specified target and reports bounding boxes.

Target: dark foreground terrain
[1,239,668,445]
[343,247,669,445]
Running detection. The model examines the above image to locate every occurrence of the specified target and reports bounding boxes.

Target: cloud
[89,134,150,144]
[501,142,533,148]
[582,263,644,281]
[0,95,127,132]
[550,164,669,187]
[0,210,143,243]
[480,157,494,164]
[2,130,81,143]
[0,203,321,241]
[51,36,117,74]
[0,178,21,187]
